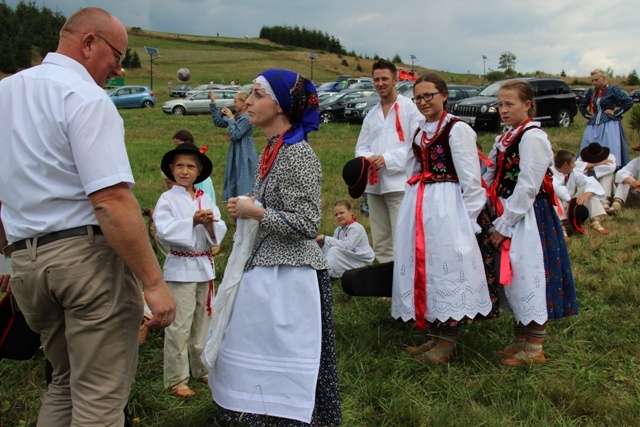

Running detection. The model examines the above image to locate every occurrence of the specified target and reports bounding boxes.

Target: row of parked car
[110,77,640,133]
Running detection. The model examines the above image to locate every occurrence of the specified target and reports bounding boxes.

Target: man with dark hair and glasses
[355,59,422,262]
[0,7,176,426]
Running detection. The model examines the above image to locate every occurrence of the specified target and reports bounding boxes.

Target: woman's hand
[235,196,264,221]
[209,90,216,103]
[490,230,507,249]
[316,235,325,247]
[221,107,234,119]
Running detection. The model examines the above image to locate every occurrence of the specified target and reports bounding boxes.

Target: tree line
[259,25,346,56]
[0,1,143,74]
[0,1,65,74]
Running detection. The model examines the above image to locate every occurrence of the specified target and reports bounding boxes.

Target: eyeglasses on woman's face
[413,92,440,104]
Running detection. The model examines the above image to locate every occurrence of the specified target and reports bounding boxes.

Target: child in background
[552,150,610,235]
[575,142,616,211]
[484,80,577,366]
[608,156,640,214]
[316,199,374,278]
[153,143,227,398]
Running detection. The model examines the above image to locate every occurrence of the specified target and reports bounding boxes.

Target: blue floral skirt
[533,197,578,319]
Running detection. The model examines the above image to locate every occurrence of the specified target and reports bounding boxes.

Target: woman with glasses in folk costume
[206,69,342,427]
[392,73,495,364]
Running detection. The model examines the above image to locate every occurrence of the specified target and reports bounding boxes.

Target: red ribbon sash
[169,249,216,317]
[394,103,405,142]
[407,171,434,330]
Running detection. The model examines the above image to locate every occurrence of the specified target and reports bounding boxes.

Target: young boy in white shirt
[153,143,227,398]
[575,142,616,211]
[552,150,609,235]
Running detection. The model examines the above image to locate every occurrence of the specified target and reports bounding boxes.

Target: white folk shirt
[615,157,640,183]
[551,166,605,204]
[0,53,134,243]
[355,94,422,194]
[153,186,227,282]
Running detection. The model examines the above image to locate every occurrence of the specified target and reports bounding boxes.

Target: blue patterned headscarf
[255,68,319,144]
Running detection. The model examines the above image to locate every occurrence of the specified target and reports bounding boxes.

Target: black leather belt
[11,226,103,251]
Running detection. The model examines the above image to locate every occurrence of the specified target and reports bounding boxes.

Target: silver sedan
[162,90,236,115]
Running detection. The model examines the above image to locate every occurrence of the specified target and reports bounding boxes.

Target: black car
[572,88,587,105]
[631,89,640,103]
[447,85,481,109]
[170,83,192,97]
[452,78,577,131]
[318,88,377,123]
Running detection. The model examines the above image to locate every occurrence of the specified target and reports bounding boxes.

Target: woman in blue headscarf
[208,69,342,426]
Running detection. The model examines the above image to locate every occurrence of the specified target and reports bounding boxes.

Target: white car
[162,90,236,115]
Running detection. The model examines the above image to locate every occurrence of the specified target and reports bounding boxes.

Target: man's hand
[143,280,176,329]
[0,274,10,293]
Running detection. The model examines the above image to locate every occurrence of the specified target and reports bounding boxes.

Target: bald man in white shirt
[0,7,176,426]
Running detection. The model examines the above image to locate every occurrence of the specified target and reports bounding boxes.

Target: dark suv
[452,78,577,131]
[170,83,191,97]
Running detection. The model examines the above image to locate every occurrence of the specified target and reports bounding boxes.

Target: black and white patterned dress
[214,136,342,426]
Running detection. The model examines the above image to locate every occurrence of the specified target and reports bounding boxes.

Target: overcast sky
[8,0,640,78]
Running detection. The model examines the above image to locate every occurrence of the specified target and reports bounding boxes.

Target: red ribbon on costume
[394,103,405,142]
[478,150,493,192]
[542,173,563,216]
[486,148,512,287]
[199,145,209,154]
[589,85,608,116]
[406,171,434,330]
[169,249,216,316]
[368,164,379,185]
[195,189,204,210]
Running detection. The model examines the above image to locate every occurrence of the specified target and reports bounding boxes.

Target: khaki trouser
[367,191,404,263]
[10,233,143,427]
[164,280,211,388]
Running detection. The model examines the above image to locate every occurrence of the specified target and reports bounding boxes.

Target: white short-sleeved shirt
[0,53,134,242]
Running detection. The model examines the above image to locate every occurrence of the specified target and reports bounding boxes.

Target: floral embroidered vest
[411,118,460,183]
[496,126,550,198]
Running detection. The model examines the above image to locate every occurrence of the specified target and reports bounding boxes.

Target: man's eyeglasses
[413,92,440,104]
[94,33,123,64]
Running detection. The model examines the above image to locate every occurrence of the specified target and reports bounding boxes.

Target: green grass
[2,31,640,427]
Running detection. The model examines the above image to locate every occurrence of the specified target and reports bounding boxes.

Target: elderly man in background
[0,7,176,427]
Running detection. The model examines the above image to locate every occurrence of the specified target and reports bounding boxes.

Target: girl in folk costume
[316,199,374,279]
[484,80,578,366]
[209,69,342,426]
[578,68,634,168]
[392,73,494,364]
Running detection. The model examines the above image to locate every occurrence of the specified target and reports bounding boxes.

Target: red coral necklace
[259,131,285,179]
[499,118,532,147]
[420,111,447,147]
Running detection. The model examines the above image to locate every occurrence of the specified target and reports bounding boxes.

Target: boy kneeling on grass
[552,149,610,236]
[153,143,227,398]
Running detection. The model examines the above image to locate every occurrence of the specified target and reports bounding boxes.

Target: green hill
[121,28,485,87]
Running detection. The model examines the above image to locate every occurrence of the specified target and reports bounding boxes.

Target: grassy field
[2,30,640,427]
